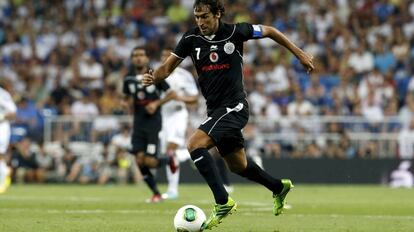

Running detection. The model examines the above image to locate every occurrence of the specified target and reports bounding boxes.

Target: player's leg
[188,129,228,203]
[141,129,176,173]
[162,142,180,199]
[212,148,233,193]
[188,129,236,230]
[0,156,11,194]
[131,130,162,203]
[223,147,293,216]
[0,124,11,193]
[161,113,188,199]
[136,153,162,202]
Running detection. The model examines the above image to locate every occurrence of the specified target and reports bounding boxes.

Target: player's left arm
[157,89,178,106]
[145,89,178,115]
[261,25,315,73]
[0,111,16,122]
[176,95,198,104]
[0,97,17,122]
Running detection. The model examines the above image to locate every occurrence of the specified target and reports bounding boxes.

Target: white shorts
[0,122,11,154]
[161,110,188,151]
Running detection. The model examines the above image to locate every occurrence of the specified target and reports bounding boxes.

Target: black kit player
[142,0,314,229]
[122,46,178,203]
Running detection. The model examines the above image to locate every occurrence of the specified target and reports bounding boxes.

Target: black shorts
[199,99,249,156]
[131,127,160,156]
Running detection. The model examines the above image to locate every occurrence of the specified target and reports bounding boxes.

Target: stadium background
[0,0,414,185]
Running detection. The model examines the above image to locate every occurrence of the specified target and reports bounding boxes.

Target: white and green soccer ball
[173,205,206,232]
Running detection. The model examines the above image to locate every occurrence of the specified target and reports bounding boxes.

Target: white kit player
[0,83,17,193]
[159,48,199,200]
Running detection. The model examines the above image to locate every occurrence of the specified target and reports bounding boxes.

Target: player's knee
[227,160,247,173]
[186,138,207,153]
[135,154,145,167]
[187,130,214,153]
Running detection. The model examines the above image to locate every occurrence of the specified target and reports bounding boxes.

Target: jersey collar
[202,21,223,41]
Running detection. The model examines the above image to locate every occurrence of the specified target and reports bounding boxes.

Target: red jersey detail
[201,64,230,72]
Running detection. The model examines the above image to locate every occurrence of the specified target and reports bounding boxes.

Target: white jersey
[162,67,198,117]
[0,87,17,154]
[160,67,198,149]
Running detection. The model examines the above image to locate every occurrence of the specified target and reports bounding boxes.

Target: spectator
[1,0,414,162]
[15,96,41,141]
[70,91,99,141]
[34,141,57,183]
[10,137,39,183]
[373,36,396,74]
[347,42,374,75]
[287,90,315,117]
[78,52,104,89]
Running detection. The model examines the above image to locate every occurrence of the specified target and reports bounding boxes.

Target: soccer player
[158,47,200,200]
[0,81,17,193]
[122,46,178,203]
[142,0,314,228]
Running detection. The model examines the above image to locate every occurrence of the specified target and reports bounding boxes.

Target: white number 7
[195,48,201,60]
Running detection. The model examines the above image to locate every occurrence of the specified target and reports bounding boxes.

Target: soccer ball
[173,205,206,232]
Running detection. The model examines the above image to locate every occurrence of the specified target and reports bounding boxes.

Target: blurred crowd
[1,0,414,183]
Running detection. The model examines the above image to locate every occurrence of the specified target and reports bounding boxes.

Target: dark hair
[130,46,147,57]
[193,0,225,17]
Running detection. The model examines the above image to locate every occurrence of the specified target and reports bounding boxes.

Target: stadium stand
[1,0,414,183]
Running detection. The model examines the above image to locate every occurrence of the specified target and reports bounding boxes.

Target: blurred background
[0,0,413,186]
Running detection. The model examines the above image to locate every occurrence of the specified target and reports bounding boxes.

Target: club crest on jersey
[224,41,235,54]
[209,52,219,62]
[210,45,218,51]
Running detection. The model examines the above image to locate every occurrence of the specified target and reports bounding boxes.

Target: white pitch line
[0,196,271,206]
[0,195,104,202]
[1,208,413,221]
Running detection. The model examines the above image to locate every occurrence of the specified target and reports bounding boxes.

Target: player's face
[194,5,220,36]
[131,49,149,68]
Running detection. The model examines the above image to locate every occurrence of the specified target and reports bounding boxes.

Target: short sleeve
[122,77,135,95]
[156,80,170,92]
[172,32,192,59]
[122,79,129,95]
[235,22,264,41]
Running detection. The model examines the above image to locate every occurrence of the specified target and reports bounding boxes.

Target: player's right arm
[142,55,182,87]
[143,31,192,87]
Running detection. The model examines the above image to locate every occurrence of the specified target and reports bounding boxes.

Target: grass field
[0,184,413,232]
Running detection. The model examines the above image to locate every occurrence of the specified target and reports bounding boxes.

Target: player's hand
[142,69,155,87]
[298,52,315,74]
[145,101,159,114]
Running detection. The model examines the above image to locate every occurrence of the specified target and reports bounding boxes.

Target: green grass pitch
[0,184,413,232]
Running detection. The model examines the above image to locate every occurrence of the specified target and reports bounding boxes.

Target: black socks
[191,148,228,204]
[157,157,169,167]
[238,158,283,194]
[139,166,160,195]
[215,157,230,186]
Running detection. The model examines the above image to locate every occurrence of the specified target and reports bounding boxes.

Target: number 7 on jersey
[195,48,201,60]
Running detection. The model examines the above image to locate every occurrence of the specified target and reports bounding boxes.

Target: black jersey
[123,71,170,126]
[172,22,263,111]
